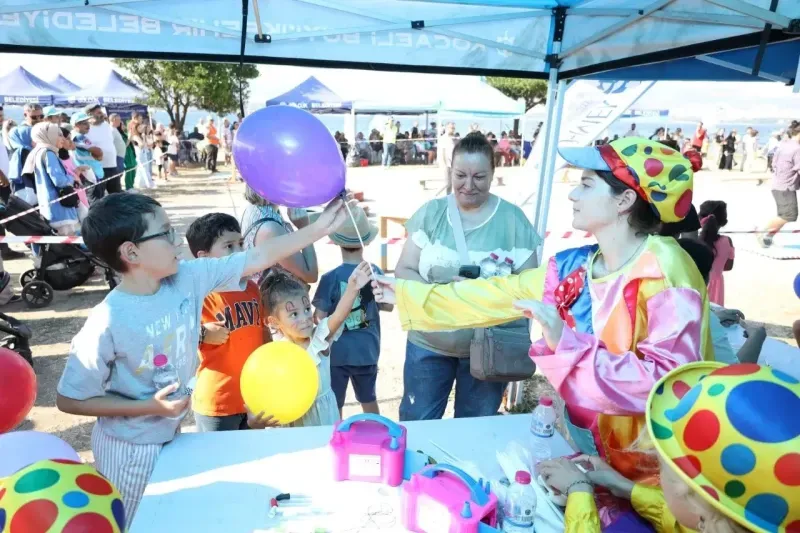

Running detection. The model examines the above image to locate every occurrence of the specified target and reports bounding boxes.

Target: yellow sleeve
[395,266,547,332]
[564,492,602,533]
[631,484,692,533]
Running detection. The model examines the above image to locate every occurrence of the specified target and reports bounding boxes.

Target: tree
[486,77,548,110]
[113,60,259,131]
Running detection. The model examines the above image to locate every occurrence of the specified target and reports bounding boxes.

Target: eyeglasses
[30,115,44,121]
[132,227,179,245]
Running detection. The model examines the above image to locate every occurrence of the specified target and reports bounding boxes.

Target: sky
[1,52,798,123]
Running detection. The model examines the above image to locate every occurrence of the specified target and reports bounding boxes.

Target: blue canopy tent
[0,0,796,235]
[53,69,144,106]
[0,66,62,105]
[47,74,81,93]
[266,76,352,113]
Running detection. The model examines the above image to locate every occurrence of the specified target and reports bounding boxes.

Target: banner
[526,80,656,176]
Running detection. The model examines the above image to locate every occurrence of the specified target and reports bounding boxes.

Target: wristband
[199,325,207,344]
[565,479,593,495]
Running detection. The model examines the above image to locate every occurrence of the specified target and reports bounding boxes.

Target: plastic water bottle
[497,257,514,277]
[502,471,537,532]
[479,253,500,278]
[530,396,556,465]
[152,354,182,400]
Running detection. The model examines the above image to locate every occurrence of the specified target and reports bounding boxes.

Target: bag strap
[447,194,470,264]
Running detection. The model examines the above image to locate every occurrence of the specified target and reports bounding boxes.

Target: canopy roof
[0,1,796,81]
[266,76,352,113]
[47,74,81,93]
[0,66,63,105]
[53,70,144,106]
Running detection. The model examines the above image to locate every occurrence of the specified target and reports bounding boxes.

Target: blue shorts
[330,365,378,409]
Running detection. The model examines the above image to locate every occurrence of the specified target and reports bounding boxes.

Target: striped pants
[91,424,162,523]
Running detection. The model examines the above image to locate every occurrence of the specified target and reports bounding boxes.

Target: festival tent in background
[0,0,796,237]
[46,74,81,93]
[52,69,144,106]
[265,76,352,113]
[0,66,63,105]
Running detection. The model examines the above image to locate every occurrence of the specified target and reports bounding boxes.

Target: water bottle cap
[515,471,531,484]
[153,354,168,368]
[490,253,499,260]
[539,396,553,407]
[504,257,513,264]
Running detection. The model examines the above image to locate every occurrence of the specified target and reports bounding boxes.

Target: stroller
[0,311,33,366]
[0,196,116,308]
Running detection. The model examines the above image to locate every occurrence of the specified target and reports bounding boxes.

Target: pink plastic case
[330,414,407,487]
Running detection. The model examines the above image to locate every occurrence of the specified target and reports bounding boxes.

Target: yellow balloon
[0,459,126,532]
[240,341,319,425]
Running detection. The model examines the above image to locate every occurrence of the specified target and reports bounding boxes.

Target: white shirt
[0,140,9,178]
[111,127,127,158]
[167,134,180,155]
[87,121,118,167]
[624,128,638,137]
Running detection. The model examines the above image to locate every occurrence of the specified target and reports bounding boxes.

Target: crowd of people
[342,118,523,169]
[41,121,796,533]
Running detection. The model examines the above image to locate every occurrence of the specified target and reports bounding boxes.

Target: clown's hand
[513,300,564,351]
[372,276,397,305]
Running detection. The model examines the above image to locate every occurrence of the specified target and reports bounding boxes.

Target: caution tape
[0,156,155,227]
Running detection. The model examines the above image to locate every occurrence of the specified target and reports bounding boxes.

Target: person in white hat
[312,206,393,417]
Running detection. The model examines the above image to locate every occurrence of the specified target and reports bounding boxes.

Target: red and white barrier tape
[7,228,799,247]
[0,156,155,227]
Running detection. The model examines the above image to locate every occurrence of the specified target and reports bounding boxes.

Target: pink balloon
[233,106,346,208]
[0,431,80,478]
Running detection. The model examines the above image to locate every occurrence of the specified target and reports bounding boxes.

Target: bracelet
[565,479,593,495]
[199,325,207,344]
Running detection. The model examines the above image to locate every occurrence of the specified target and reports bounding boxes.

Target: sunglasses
[132,227,179,245]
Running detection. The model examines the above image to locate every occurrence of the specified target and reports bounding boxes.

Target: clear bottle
[530,396,556,465]
[480,253,500,278]
[152,354,182,400]
[502,471,537,532]
[497,257,514,277]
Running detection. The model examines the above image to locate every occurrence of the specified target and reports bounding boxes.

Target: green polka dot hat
[647,362,800,532]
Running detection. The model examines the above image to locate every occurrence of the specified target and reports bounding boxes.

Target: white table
[131,415,573,533]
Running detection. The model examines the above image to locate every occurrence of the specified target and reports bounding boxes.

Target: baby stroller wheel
[20,269,38,286]
[22,280,54,309]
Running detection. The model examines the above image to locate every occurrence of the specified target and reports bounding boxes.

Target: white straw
[343,199,376,280]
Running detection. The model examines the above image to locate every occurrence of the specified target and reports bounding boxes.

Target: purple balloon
[0,430,80,478]
[233,106,346,208]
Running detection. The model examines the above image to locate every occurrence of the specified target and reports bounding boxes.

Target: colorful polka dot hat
[0,458,126,533]
[559,137,698,223]
[647,362,800,533]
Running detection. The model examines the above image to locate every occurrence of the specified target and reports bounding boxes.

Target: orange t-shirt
[193,281,266,416]
[207,124,220,146]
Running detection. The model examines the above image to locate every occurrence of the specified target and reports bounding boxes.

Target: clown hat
[647,362,800,532]
[559,137,698,223]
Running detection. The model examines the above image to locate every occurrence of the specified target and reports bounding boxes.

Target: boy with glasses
[56,192,352,520]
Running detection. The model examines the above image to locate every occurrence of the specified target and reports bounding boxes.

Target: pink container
[330,414,406,487]
[402,464,498,533]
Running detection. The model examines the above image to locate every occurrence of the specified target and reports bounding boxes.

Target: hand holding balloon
[311,193,357,235]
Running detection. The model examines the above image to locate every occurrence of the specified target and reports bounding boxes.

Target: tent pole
[535,79,568,253]
[531,67,559,242]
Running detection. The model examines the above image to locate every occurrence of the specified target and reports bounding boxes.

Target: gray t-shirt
[57,253,247,445]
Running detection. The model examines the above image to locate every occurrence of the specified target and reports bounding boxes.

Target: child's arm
[243,196,352,278]
[325,262,373,340]
[57,385,189,418]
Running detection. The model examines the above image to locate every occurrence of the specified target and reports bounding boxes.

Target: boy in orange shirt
[187,213,277,431]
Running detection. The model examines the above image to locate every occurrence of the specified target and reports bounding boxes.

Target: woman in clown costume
[538,362,799,532]
[373,137,713,517]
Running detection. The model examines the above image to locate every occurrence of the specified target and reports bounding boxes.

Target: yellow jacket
[565,485,694,533]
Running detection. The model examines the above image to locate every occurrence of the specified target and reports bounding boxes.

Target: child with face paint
[261,262,374,426]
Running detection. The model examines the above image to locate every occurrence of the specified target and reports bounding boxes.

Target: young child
[70,111,104,185]
[262,261,373,427]
[186,212,277,432]
[312,207,393,417]
[699,200,734,306]
[56,192,350,520]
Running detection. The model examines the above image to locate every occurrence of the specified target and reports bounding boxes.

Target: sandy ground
[7,159,799,463]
